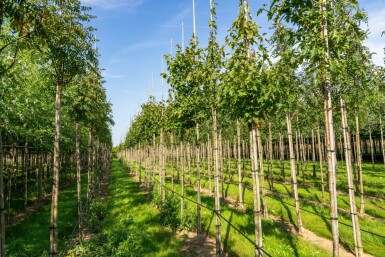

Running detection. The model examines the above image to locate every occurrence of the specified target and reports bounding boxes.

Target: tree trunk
[321,1,339,254]
[317,125,326,204]
[160,129,166,202]
[24,142,29,208]
[380,116,385,172]
[279,132,285,180]
[195,122,201,235]
[75,122,82,238]
[212,107,222,256]
[237,120,243,207]
[50,80,61,257]
[286,113,304,234]
[86,127,93,215]
[0,128,5,257]
[256,127,267,218]
[181,141,185,220]
[354,112,364,215]
[250,125,263,256]
[268,121,274,192]
[369,129,374,170]
[340,98,363,257]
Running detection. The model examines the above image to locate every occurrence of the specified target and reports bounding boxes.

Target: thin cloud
[102,70,125,79]
[82,0,145,10]
[365,7,385,65]
[108,40,170,65]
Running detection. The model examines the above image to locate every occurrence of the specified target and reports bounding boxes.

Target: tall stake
[340,98,363,257]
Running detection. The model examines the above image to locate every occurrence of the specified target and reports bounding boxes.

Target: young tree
[223,1,275,255]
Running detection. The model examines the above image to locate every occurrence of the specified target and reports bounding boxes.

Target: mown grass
[130,161,330,257]
[6,173,87,257]
[67,159,185,257]
[130,157,385,257]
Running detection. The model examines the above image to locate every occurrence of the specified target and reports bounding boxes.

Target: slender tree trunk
[250,125,263,256]
[237,120,243,207]
[195,122,201,235]
[256,127,267,218]
[321,1,339,254]
[317,125,326,204]
[0,128,5,257]
[75,122,82,237]
[380,116,385,172]
[354,112,364,215]
[86,127,93,215]
[268,121,274,192]
[286,113,304,234]
[24,142,29,208]
[160,129,165,202]
[369,129,374,170]
[340,98,363,257]
[279,133,285,180]
[312,129,316,178]
[50,80,61,257]
[212,107,222,256]
[181,141,185,220]
[208,134,212,193]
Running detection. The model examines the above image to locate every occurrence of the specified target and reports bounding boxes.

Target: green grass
[130,161,330,257]
[6,173,87,257]
[129,157,385,257]
[67,159,186,257]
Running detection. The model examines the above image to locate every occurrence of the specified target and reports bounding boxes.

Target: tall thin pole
[182,21,184,52]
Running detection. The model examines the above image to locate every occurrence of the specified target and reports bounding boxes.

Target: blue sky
[81,0,385,146]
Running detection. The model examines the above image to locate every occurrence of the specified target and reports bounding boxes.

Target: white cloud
[107,40,170,65]
[82,0,145,10]
[102,70,125,79]
[364,7,385,66]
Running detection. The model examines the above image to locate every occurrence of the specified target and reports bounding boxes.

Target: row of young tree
[1,1,113,256]
[120,0,384,257]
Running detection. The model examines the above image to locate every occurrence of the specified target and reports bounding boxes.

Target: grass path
[6,174,88,256]
[68,159,214,257]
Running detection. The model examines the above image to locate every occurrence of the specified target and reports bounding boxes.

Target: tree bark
[86,127,93,215]
[380,116,385,172]
[321,1,339,254]
[340,98,363,257]
[268,121,274,192]
[250,125,263,256]
[256,127,267,218]
[0,128,5,257]
[195,122,201,235]
[50,80,61,257]
[286,113,304,234]
[237,120,243,207]
[75,122,82,238]
[354,112,364,215]
[212,107,222,256]
[317,125,326,204]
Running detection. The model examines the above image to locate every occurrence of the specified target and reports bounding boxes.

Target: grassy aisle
[69,159,185,256]
[6,174,88,256]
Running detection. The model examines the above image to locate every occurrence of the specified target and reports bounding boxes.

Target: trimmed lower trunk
[212,107,222,256]
[49,81,61,257]
[237,120,243,207]
[249,124,263,256]
[75,122,82,237]
[340,98,363,257]
[0,128,5,257]
[286,113,304,234]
